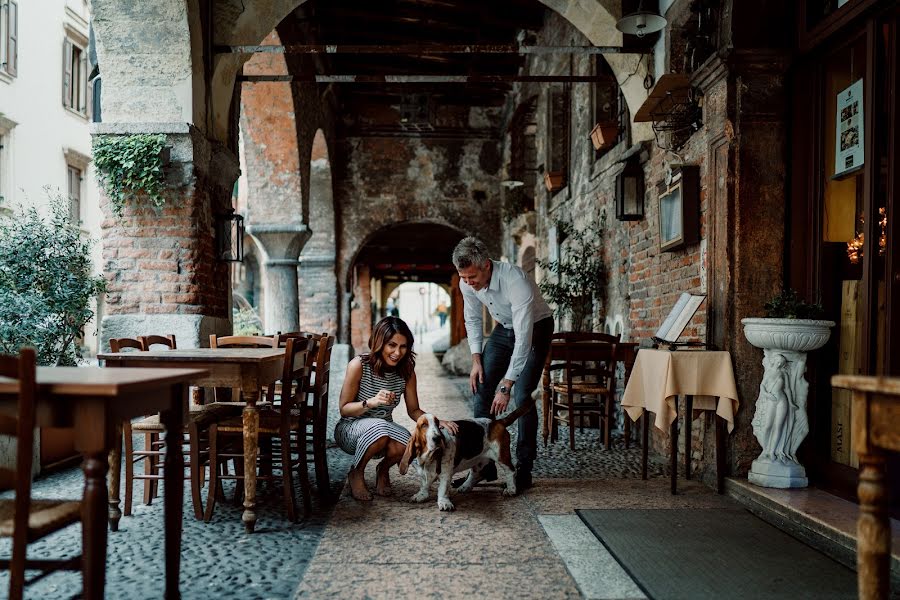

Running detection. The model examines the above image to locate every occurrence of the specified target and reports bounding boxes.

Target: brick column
[247,224,311,335]
[96,123,239,349]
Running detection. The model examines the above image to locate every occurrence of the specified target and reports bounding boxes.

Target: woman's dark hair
[365,316,416,379]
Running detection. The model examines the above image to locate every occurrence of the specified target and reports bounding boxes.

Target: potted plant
[741,289,835,488]
[590,121,619,151]
[544,171,566,193]
[538,221,606,332]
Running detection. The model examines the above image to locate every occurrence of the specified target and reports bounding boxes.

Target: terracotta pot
[544,171,566,192]
[590,122,619,151]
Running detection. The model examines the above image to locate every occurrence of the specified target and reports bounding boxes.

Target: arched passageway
[347,222,465,353]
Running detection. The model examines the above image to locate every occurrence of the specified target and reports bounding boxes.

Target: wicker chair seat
[0,499,81,539]
[550,382,611,395]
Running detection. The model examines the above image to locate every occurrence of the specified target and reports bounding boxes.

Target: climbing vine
[92,133,168,216]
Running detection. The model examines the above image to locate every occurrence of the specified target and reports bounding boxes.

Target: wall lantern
[216,208,245,262]
[615,155,645,221]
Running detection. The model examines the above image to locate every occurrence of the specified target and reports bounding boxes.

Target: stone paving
[0,330,714,600]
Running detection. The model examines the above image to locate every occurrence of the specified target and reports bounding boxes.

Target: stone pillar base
[101,314,232,351]
[748,457,808,488]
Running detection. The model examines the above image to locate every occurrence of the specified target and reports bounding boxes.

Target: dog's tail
[499,395,536,427]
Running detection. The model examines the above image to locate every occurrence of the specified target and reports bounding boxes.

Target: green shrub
[538,220,606,331]
[0,191,106,365]
[764,289,825,320]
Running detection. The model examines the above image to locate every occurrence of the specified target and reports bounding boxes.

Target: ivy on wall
[92,133,168,216]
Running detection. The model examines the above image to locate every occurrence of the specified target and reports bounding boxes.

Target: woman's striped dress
[334,355,411,467]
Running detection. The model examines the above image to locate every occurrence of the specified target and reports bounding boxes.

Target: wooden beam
[218,44,626,55]
[240,74,619,83]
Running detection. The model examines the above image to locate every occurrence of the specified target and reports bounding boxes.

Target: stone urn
[741,318,835,488]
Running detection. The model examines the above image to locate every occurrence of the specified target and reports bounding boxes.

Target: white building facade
[0,0,104,357]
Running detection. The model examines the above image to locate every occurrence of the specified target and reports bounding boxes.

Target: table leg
[684,395,693,480]
[715,415,725,494]
[641,412,649,481]
[857,451,889,600]
[160,384,186,600]
[243,391,261,533]
[82,451,109,600]
[670,405,678,495]
[107,422,123,532]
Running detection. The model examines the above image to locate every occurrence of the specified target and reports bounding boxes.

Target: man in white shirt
[451,237,554,490]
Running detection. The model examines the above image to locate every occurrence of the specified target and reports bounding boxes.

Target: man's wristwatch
[498,385,511,396]
[362,399,368,409]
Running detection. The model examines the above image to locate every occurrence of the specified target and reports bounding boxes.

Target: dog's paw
[437,497,455,511]
[457,481,474,493]
[411,491,429,503]
[502,485,517,497]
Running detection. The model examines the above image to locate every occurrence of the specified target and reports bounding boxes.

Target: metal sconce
[216,208,245,262]
[616,0,667,38]
[615,155,645,221]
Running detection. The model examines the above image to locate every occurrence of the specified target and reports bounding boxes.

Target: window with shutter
[63,39,73,108]
[67,165,81,222]
[547,86,570,180]
[78,48,87,113]
[6,1,15,77]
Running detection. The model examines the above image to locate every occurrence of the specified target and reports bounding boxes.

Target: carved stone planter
[741,318,835,488]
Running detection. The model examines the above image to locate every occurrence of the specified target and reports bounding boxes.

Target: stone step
[725,477,900,586]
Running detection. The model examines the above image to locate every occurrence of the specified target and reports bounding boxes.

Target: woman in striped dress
[335,316,458,501]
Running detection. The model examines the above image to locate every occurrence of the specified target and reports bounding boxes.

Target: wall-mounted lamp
[501,179,524,189]
[216,208,245,262]
[615,155,645,221]
[616,1,667,38]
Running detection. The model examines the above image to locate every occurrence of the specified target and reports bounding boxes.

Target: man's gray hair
[452,237,491,269]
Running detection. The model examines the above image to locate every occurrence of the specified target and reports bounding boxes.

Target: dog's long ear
[399,432,418,475]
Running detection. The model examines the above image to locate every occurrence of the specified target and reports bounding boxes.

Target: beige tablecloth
[622,349,739,433]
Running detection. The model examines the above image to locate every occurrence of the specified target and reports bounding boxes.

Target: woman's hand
[439,420,459,435]
[370,389,396,407]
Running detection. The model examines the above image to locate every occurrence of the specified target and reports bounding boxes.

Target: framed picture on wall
[658,165,699,252]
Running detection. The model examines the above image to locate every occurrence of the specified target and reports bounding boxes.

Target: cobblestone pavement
[0,330,694,599]
[292,335,700,599]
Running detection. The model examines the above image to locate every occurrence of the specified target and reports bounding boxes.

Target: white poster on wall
[834,79,864,178]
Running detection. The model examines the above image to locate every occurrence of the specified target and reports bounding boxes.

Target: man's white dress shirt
[461,260,553,383]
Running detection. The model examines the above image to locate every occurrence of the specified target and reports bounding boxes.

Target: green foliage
[92,133,168,216]
[233,306,264,336]
[764,288,825,320]
[537,221,606,331]
[0,191,106,365]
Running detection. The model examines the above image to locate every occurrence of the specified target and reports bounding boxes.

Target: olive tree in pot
[0,191,106,365]
[741,289,834,488]
[538,221,606,332]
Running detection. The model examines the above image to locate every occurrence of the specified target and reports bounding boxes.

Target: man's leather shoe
[514,469,533,491]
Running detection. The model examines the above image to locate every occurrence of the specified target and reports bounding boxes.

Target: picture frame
[658,165,699,252]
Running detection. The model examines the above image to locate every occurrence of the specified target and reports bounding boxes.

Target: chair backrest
[312,333,335,399]
[109,337,144,353]
[0,348,38,531]
[551,331,621,344]
[279,337,314,416]
[547,339,619,393]
[140,334,176,350]
[209,334,278,349]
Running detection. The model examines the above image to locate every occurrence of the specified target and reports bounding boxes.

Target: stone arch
[344,220,467,350]
[209,0,651,144]
[298,129,339,334]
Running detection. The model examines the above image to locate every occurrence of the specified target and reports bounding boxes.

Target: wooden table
[622,349,739,494]
[0,366,204,600]
[98,348,284,533]
[831,374,900,600]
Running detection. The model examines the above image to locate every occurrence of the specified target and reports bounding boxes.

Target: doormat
[576,508,857,600]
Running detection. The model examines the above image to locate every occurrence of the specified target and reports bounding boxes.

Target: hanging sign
[834,79,864,178]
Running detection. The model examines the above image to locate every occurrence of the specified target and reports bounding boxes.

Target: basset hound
[398,400,533,511]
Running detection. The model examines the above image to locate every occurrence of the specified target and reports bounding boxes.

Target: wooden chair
[110,336,215,520]
[277,332,335,498]
[545,334,619,450]
[204,337,315,522]
[0,348,82,600]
